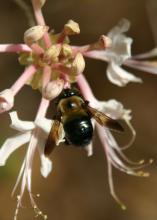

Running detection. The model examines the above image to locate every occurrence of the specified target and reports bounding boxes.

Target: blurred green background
[0,0,157,220]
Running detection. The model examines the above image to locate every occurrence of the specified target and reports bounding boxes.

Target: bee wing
[86,105,124,132]
[44,120,64,156]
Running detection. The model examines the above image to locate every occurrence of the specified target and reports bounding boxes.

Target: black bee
[44,88,123,155]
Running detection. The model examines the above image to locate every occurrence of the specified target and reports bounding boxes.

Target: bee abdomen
[64,116,93,147]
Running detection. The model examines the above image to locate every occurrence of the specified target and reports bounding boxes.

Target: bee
[44,88,123,155]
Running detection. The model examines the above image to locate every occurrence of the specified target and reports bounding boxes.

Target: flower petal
[0,89,14,113]
[0,132,31,166]
[108,19,130,38]
[35,119,53,178]
[97,99,132,120]
[107,62,142,86]
[40,155,52,178]
[10,111,35,132]
[35,117,53,134]
[107,19,132,64]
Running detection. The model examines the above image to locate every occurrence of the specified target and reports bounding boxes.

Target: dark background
[0,0,157,220]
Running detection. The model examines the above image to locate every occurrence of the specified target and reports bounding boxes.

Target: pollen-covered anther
[64,20,80,35]
[61,44,73,57]
[72,52,85,74]
[138,171,150,177]
[42,79,64,100]
[36,194,40,198]
[33,0,46,8]
[44,44,61,63]
[24,25,49,46]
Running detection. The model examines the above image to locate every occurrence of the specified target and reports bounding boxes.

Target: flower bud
[64,20,80,35]
[44,45,61,63]
[72,53,85,74]
[24,25,49,45]
[90,35,112,50]
[61,44,73,57]
[42,79,64,100]
[0,89,14,113]
[98,35,112,48]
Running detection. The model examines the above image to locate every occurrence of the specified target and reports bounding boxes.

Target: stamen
[14,195,21,220]
[107,159,126,210]
[33,206,47,220]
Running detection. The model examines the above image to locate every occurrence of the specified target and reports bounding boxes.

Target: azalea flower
[83,19,157,86]
[77,74,152,209]
[0,0,155,219]
[0,110,64,220]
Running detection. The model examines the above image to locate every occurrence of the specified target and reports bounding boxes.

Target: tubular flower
[104,19,142,86]
[0,111,65,219]
[83,19,157,85]
[0,0,155,219]
[77,74,152,209]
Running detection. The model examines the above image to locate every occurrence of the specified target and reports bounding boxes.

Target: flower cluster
[0,0,156,219]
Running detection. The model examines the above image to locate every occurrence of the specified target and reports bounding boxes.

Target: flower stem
[77,74,97,105]
[32,0,51,48]
[0,44,31,53]
[11,65,36,95]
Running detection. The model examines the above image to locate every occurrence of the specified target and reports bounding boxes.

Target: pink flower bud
[42,79,64,100]
[0,89,14,113]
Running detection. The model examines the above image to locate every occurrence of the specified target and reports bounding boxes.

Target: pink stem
[36,97,49,119]
[72,45,91,55]
[42,65,51,88]
[76,74,97,105]
[0,44,31,53]
[11,65,36,95]
[32,0,51,49]
[30,43,44,55]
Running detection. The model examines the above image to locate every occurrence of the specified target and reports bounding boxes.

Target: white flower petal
[36,127,53,178]
[108,19,130,38]
[97,99,132,120]
[106,19,132,65]
[0,132,31,166]
[110,36,132,64]
[107,62,142,86]
[40,154,52,178]
[35,117,53,134]
[0,89,14,113]
[10,111,35,132]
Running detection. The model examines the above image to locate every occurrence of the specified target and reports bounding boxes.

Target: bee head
[56,88,82,104]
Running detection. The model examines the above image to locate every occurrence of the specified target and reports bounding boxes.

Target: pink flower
[83,19,157,86]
